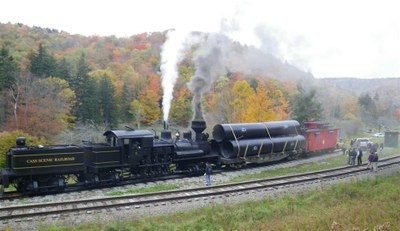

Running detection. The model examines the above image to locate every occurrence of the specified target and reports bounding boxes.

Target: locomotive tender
[0,120,338,194]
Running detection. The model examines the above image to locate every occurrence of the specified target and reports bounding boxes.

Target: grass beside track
[35,173,400,231]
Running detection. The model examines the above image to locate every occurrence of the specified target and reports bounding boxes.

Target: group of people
[342,142,381,172]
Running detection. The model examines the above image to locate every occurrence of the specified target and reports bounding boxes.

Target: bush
[0,131,48,168]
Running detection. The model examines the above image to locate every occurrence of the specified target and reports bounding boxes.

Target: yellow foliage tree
[243,83,276,122]
[230,80,254,122]
[264,80,290,120]
[139,89,161,125]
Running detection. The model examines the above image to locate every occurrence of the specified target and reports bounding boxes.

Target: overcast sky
[1,0,399,78]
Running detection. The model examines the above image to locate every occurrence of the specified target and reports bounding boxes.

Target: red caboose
[302,122,338,154]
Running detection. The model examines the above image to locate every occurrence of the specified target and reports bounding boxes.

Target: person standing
[341,143,347,155]
[357,147,363,165]
[349,148,357,166]
[204,162,212,186]
[368,151,379,172]
[372,152,379,172]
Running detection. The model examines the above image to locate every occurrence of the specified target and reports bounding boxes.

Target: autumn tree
[230,80,255,122]
[243,83,275,122]
[136,90,161,126]
[119,70,149,123]
[5,77,75,139]
[204,76,234,123]
[167,62,195,126]
[169,87,192,127]
[263,79,290,120]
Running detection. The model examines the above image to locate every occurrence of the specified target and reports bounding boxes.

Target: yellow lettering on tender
[26,156,76,164]
[54,157,75,162]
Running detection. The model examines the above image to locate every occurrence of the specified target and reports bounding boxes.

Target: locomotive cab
[103,130,154,164]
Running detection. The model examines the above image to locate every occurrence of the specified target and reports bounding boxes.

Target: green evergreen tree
[0,46,18,91]
[119,77,133,123]
[55,58,72,82]
[29,43,57,78]
[0,46,18,127]
[71,53,100,123]
[99,74,117,129]
[290,86,323,123]
[80,77,100,124]
[358,93,378,124]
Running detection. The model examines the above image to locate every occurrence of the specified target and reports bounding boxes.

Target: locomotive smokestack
[191,120,206,141]
[161,120,172,140]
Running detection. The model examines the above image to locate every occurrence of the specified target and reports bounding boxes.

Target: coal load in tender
[212,120,305,159]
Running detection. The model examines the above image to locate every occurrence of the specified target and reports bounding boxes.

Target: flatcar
[211,120,306,167]
[0,120,337,194]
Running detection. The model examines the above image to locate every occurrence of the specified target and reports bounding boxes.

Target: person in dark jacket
[204,162,212,186]
[368,152,379,172]
[356,148,363,165]
[349,148,357,165]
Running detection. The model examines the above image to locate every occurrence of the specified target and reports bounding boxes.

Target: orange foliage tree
[136,74,162,126]
[6,76,75,139]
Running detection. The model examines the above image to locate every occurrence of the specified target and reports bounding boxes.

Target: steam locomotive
[0,120,338,194]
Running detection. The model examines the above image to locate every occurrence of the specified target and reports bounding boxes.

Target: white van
[354,138,373,150]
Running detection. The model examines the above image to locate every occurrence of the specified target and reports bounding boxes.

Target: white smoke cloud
[160,29,190,122]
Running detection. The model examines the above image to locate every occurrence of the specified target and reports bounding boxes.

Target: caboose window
[314,132,320,138]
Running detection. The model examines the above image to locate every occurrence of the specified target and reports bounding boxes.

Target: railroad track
[1,155,400,229]
[0,151,330,201]
[0,173,190,201]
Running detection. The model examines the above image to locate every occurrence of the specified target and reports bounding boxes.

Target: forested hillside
[0,22,399,143]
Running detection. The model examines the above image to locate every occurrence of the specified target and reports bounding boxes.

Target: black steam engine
[0,120,305,194]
